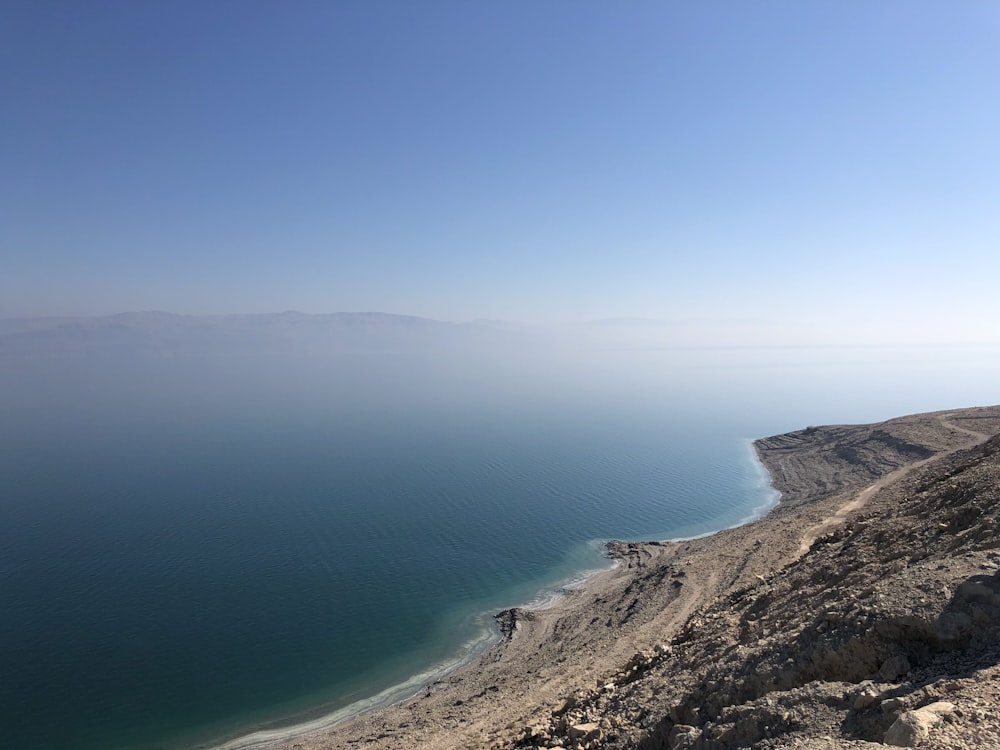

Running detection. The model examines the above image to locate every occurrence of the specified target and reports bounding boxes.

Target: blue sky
[3,2,999,343]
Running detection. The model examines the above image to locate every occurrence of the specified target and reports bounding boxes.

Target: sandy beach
[238,405,1000,750]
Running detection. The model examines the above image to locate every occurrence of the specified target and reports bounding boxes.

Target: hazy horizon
[4,2,1000,348]
[5,308,1000,353]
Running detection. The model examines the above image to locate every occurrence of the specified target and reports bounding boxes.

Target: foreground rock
[267,406,1000,750]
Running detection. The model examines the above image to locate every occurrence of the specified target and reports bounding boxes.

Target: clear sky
[3,1,999,343]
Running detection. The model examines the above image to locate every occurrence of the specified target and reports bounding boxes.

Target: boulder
[884,701,956,746]
[567,722,602,744]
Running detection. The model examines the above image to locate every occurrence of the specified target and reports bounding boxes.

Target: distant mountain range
[0,311,534,358]
[7,311,948,357]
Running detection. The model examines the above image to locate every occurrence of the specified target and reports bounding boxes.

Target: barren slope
[506,407,1000,750]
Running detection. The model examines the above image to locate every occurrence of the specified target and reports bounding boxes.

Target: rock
[522,724,549,741]
[553,694,578,716]
[668,724,698,749]
[854,685,878,709]
[879,654,912,681]
[567,722,602,743]
[884,701,956,746]
[494,608,522,639]
[881,697,906,714]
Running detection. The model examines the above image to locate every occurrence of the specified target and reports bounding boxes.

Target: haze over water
[2,319,998,750]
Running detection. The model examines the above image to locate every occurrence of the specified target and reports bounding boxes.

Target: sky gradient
[3,2,999,344]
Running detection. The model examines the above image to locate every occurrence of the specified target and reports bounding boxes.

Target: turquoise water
[1,347,996,750]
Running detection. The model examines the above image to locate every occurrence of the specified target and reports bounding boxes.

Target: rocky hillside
[505,409,1000,750]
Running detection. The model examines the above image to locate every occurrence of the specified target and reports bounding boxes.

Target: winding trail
[793,413,992,559]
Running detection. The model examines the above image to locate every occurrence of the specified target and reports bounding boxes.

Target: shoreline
[255,404,1000,749]
[202,544,622,750]
[205,639,493,750]
[203,438,781,750]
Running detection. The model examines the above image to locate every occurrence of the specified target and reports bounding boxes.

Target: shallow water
[1,345,996,750]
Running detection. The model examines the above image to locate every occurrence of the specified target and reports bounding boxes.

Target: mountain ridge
[0,310,526,357]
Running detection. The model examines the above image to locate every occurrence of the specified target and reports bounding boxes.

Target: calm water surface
[1,347,996,749]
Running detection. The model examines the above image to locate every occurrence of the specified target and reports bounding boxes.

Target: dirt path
[660,564,720,637]
[938,412,993,442]
[793,413,992,559]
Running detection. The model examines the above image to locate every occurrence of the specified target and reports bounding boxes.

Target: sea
[1,342,997,750]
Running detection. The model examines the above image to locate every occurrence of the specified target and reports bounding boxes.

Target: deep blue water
[1,347,997,750]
